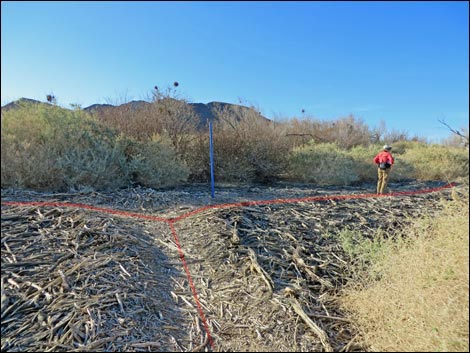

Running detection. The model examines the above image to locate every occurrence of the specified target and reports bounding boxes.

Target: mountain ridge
[1,98,271,127]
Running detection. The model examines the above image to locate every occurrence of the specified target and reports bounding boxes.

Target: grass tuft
[339,188,469,352]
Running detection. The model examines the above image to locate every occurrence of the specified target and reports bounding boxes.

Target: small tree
[149,83,199,155]
[46,94,57,105]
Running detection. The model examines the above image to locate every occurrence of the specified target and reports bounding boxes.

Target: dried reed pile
[1,181,453,352]
[1,206,204,352]
[171,190,450,351]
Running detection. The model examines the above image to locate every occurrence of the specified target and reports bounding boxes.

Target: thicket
[1,102,188,191]
[185,104,291,182]
[1,91,468,191]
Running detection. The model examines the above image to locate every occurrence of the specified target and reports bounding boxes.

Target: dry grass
[339,187,469,352]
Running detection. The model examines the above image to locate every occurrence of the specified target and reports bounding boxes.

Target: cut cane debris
[1,181,456,351]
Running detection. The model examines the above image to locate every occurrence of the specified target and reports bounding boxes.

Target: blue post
[209,120,215,198]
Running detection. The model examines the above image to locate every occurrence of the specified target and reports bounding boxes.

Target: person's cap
[383,145,392,151]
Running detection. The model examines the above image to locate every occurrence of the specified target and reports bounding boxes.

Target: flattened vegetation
[1,182,453,351]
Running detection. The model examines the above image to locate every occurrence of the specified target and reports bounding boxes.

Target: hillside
[1,98,270,128]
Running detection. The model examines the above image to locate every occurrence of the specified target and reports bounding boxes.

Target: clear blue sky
[2,1,468,142]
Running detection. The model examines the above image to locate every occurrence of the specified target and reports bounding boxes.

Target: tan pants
[377,168,391,194]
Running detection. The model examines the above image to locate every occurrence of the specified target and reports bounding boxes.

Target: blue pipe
[209,121,215,198]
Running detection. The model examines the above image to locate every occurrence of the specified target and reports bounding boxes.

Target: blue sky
[2,1,468,142]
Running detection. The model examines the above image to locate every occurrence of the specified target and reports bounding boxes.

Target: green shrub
[1,134,64,190]
[54,119,130,190]
[1,102,128,190]
[401,144,469,181]
[337,227,401,279]
[1,102,188,191]
[346,144,417,183]
[387,140,424,154]
[3,101,467,189]
[347,145,383,183]
[288,142,359,185]
[125,135,189,189]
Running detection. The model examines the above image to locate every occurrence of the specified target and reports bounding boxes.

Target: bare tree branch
[438,118,469,147]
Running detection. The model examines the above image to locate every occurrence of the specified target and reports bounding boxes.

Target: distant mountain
[83,100,269,126]
[1,98,47,111]
[2,98,270,127]
[81,103,115,113]
[190,101,269,126]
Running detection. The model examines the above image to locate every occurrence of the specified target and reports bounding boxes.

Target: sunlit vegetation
[338,189,469,352]
[1,87,468,190]
[1,89,468,352]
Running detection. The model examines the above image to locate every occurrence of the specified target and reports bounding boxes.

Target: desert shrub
[387,140,427,154]
[183,132,211,182]
[54,122,130,190]
[1,104,60,189]
[124,135,189,189]
[97,87,199,157]
[381,128,411,143]
[337,228,400,280]
[215,106,290,182]
[324,115,373,149]
[284,115,373,149]
[346,145,383,183]
[1,135,63,190]
[339,188,469,352]
[386,158,416,182]
[96,101,154,139]
[283,117,318,149]
[400,144,469,181]
[1,102,188,191]
[212,128,256,182]
[288,142,359,185]
[1,102,129,190]
[346,144,418,183]
[185,106,290,183]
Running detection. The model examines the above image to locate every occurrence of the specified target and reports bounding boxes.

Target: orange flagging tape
[169,222,215,348]
[0,182,457,349]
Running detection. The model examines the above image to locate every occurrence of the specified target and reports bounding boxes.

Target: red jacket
[374,151,394,166]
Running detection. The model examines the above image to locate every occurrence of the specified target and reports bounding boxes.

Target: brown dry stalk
[290,297,333,352]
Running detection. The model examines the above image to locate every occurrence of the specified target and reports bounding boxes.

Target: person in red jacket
[374,145,394,194]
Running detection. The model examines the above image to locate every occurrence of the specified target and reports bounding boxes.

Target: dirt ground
[1,180,456,352]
